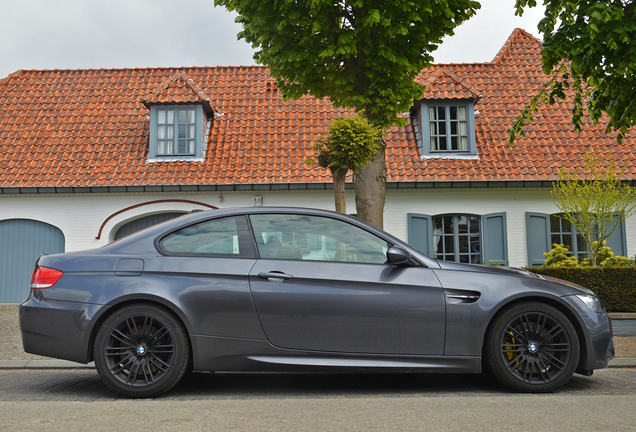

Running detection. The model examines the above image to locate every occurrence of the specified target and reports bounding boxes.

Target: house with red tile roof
[0,28,635,302]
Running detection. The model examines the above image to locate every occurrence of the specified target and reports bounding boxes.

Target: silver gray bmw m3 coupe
[20,207,614,397]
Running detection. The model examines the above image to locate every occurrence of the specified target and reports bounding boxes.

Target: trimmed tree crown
[215,0,480,128]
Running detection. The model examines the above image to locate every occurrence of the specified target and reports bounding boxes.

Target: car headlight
[575,294,606,314]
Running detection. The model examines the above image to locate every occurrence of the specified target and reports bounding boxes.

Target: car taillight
[31,266,63,289]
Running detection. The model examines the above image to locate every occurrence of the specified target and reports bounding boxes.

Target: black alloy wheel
[485,302,579,393]
[94,303,190,398]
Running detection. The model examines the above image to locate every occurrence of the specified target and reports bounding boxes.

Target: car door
[149,214,264,339]
[247,213,446,355]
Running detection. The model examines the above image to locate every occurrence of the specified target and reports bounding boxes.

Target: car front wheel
[485,302,579,393]
[94,303,190,398]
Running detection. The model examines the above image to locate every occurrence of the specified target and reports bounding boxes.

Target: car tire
[485,302,579,393]
[94,303,190,398]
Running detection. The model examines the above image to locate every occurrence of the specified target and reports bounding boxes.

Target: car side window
[249,214,389,264]
[159,216,256,258]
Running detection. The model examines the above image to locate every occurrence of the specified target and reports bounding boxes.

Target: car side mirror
[387,246,411,266]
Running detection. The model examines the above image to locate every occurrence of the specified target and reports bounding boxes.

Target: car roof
[103,206,439,268]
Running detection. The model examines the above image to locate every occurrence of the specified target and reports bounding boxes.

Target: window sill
[147,156,205,163]
[421,153,481,160]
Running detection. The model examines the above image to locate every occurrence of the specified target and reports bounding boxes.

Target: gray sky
[0,0,545,79]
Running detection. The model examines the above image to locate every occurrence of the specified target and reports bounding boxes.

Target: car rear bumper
[19,294,103,364]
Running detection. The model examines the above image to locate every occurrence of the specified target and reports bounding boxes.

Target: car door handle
[258,271,293,280]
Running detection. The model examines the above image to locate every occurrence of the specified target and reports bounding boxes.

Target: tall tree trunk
[331,169,347,214]
[354,141,386,229]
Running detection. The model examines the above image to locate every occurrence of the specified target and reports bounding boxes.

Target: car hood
[435,260,541,277]
[434,260,594,295]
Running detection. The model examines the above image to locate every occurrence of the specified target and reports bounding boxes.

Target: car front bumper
[559,295,614,374]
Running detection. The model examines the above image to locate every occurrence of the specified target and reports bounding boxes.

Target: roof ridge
[140,71,211,106]
[0,70,23,86]
[422,69,481,100]
[491,28,542,64]
[443,71,481,99]
[2,65,267,75]
[422,68,444,88]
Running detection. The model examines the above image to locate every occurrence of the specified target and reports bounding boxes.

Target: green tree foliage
[215,0,479,129]
[581,240,614,266]
[307,116,382,214]
[214,0,480,227]
[511,0,636,144]
[551,151,636,266]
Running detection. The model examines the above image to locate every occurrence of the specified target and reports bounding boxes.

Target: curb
[609,313,636,320]
[0,359,634,370]
[608,358,636,368]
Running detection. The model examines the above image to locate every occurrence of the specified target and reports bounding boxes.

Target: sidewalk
[1,304,635,370]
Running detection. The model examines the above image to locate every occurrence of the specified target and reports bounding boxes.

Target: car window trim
[155,214,258,258]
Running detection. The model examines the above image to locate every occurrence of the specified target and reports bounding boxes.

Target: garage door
[0,219,65,303]
[114,212,186,241]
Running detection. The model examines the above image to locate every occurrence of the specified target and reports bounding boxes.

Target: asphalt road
[1,368,636,401]
[1,369,635,431]
[3,367,636,401]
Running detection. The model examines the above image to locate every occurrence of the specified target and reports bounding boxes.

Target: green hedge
[525,267,636,312]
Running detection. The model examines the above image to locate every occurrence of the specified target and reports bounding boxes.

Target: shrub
[525,266,636,312]
[602,255,635,267]
[543,244,579,267]
[544,241,634,268]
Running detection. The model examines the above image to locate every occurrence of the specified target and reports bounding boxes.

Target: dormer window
[420,100,476,155]
[156,107,197,156]
[141,72,214,162]
[415,70,479,157]
[148,105,204,159]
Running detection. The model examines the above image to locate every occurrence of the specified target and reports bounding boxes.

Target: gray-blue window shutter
[526,212,551,267]
[482,212,508,265]
[407,213,433,256]
[605,215,627,257]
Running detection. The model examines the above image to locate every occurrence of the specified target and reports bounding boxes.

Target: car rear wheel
[485,302,579,393]
[94,303,190,398]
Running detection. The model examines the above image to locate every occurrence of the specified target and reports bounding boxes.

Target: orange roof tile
[422,70,481,100]
[0,29,635,190]
[141,71,214,113]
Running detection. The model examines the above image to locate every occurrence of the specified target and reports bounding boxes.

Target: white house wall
[1,188,634,267]
[0,191,348,252]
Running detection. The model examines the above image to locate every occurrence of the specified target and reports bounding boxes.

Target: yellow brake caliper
[504,331,520,365]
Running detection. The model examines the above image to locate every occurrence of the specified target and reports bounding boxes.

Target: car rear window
[159,216,256,257]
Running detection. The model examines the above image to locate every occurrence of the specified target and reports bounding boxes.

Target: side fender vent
[444,290,481,304]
